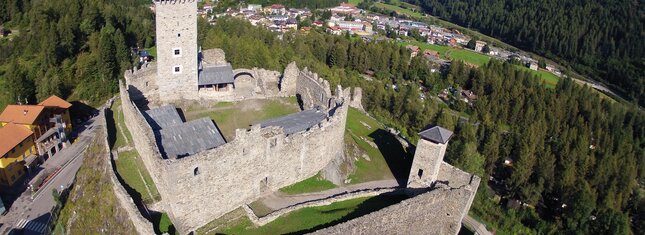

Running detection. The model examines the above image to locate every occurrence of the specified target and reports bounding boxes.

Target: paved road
[0,108,104,235]
[462,215,493,235]
[259,179,399,210]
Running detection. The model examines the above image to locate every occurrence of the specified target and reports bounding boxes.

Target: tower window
[173,66,182,74]
[173,48,182,57]
[178,33,181,37]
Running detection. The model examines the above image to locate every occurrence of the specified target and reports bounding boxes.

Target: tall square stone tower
[154,0,198,101]
[407,126,453,188]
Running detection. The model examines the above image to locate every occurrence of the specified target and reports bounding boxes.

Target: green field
[112,100,133,149]
[401,41,559,87]
[348,0,363,5]
[447,49,492,66]
[279,173,337,195]
[183,97,300,141]
[345,108,412,184]
[114,150,161,204]
[210,194,408,235]
[375,2,423,18]
[110,99,161,204]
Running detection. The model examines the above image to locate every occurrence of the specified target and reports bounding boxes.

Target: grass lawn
[112,100,133,149]
[154,212,178,235]
[144,46,157,58]
[345,108,413,184]
[400,41,450,55]
[512,65,559,88]
[196,207,247,235]
[114,150,161,204]
[182,97,300,141]
[447,49,492,66]
[212,194,408,235]
[348,0,363,5]
[279,173,336,195]
[375,2,423,18]
[400,41,560,87]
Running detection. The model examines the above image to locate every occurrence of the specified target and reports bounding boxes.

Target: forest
[200,17,644,234]
[0,0,154,108]
[404,0,645,106]
[0,0,643,233]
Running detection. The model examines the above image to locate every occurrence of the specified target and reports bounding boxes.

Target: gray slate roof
[145,105,183,130]
[160,118,226,159]
[419,126,453,144]
[260,109,327,135]
[144,105,226,159]
[198,63,234,85]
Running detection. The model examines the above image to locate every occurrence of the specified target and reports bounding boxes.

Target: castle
[115,0,479,234]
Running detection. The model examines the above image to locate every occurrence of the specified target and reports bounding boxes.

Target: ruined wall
[101,100,156,235]
[119,74,349,233]
[201,48,227,65]
[349,87,365,113]
[296,68,333,110]
[247,187,400,226]
[310,184,479,235]
[163,99,349,231]
[280,61,299,96]
[124,63,159,102]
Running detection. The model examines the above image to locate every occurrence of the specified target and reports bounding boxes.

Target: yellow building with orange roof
[0,123,36,186]
[0,95,74,160]
[0,104,48,139]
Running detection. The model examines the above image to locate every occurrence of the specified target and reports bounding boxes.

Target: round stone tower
[154,0,198,101]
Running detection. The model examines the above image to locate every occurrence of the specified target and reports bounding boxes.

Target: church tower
[154,0,198,101]
[407,126,453,188]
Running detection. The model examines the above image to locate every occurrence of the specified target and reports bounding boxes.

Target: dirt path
[258,179,399,210]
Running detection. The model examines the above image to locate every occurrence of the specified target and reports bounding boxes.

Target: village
[191,2,563,77]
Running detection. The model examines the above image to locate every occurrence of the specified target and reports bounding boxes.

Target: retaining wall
[101,99,156,235]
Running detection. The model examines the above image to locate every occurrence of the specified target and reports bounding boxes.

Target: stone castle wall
[100,100,156,235]
[124,63,159,102]
[119,68,349,233]
[165,101,348,231]
[311,184,479,235]
[296,68,333,110]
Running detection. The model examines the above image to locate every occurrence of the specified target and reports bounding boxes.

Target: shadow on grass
[286,192,410,235]
[105,108,117,149]
[150,211,177,235]
[368,129,414,186]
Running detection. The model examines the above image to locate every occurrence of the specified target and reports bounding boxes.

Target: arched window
[194,167,200,176]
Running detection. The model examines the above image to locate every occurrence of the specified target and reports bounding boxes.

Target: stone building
[407,126,453,188]
[154,0,199,102]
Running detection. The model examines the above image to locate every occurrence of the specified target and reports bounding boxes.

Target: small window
[194,167,200,176]
[417,169,424,178]
[174,49,180,55]
[173,66,182,74]
[173,48,182,57]
[177,33,181,37]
